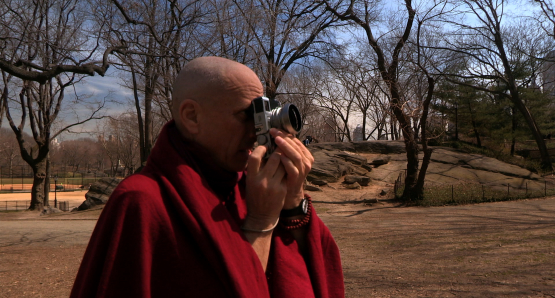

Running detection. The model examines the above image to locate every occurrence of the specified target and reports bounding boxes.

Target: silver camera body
[251,97,302,158]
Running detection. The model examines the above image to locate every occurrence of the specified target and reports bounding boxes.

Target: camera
[250,96,302,158]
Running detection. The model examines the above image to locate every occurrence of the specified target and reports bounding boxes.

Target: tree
[101,0,203,166]
[311,63,356,142]
[0,0,108,210]
[324,0,449,200]
[98,114,140,177]
[232,0,340,106]
[439,0,554,171]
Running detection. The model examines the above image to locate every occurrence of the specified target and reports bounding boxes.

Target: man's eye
[242,109,254,120]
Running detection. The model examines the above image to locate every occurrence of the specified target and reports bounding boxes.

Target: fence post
[507,184,510,197]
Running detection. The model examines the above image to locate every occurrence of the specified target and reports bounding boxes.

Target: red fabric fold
[71,121,344,298]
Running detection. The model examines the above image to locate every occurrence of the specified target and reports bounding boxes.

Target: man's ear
[178,99,201,134]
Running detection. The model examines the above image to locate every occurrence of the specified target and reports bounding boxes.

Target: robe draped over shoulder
[70,121,344,298]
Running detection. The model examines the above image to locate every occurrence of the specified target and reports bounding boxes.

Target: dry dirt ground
[1,187,554,297]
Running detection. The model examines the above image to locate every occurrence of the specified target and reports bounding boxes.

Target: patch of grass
[314,206,330,214]
[443,140,553,175]
[396,183,555,207]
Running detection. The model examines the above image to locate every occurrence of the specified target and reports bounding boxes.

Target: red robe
[71,121,344,298]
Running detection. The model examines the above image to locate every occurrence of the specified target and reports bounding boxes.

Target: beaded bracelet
[279,197,312,230]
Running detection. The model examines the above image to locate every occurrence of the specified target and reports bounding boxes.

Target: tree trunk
[389,84,420,200]
[494,27,553,171]
[511,106,517,156]
[29,159,48,210]
[143,37,156,164]
[509,88,551,170]
[44,158,50,206]
[467,99,481,147]
[414,77,436,199]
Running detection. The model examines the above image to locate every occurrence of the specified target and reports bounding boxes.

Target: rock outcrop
[306,140,544,192]
[74,177,122,211]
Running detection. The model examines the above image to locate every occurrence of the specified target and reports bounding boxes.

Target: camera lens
[271,103,302,134]
[287,104,302,133]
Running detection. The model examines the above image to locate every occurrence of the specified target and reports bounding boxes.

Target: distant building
[353,124,364,141]
[541,50,555,96]
[50,138,60,149]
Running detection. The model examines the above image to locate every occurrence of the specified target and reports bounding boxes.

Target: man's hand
[243,145,287,230]
[270,128,314,210]
[243,145,288,272]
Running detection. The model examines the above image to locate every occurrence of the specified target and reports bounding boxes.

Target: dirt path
[1,199,554,297]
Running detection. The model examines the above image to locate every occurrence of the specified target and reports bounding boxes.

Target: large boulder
[307,149,369,183]
[311,140,406,154]
[75,177,122,211]
[344,175,371,186]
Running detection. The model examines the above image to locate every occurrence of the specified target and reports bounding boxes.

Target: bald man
[71,57,344,298]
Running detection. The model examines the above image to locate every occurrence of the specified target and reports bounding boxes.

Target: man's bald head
[172,57,261,126]
[171,56,263,171]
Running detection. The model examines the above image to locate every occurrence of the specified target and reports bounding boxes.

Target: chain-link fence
[0,166,109,192]
[394,170,555,205]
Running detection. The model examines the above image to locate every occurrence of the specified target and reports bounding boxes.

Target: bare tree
[324,0,446,200]
[311,64,356,142]
[439,0,554,171]
[533,0,555,40]
[98,114,140,177]
[0,0,120,84]
[101,0,203,166]
[232,0,340,106]
[0,0,108,210]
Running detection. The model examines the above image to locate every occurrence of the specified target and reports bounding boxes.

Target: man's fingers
[293,137,314,163]
[274,136,304,166]
[274,163,286,181]
[279,154,299,178]
[248,146,266,175]
[263,151,282,177]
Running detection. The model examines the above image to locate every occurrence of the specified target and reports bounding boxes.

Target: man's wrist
[283,191,304,210]
[280,197,309,218]
[243,215,280,232]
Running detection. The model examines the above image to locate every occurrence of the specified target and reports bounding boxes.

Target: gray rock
[350,166,369,176]
[307,150,352,183]
[311,179,328,186]
[75,177,122,211]
[344,182,361,189]
[361,164,374,172]
[304,185,323,191]
[344,175,371,186]
[360,193,379,203]
[370,156,391,166]
[312,140,406,154]
[352,141,407,154]
[334,152,368,165]
[307,148,371,183]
